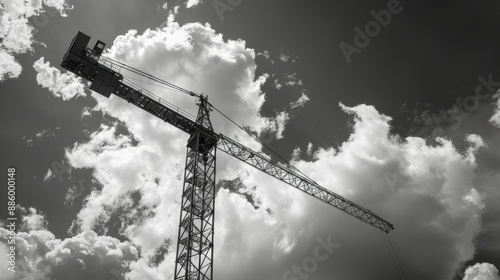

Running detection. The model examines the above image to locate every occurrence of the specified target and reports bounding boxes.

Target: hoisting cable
[100,55,199,98]
[120,75,187,92]
[380,230,406,280]
[103,56,192,95]
[387,232,407,280]
[209,103,321,186]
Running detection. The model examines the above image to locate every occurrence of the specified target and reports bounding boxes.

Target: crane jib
[216,134,394,233]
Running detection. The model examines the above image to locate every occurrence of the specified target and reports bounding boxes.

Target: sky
[1,0,500,279]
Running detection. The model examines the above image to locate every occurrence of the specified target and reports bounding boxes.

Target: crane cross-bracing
[61,31,394,280]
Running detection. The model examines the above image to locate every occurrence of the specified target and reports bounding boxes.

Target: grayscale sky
[1,0,500,280]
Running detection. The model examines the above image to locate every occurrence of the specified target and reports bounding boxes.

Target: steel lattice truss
[175,98,217,280]
[217,134,394,233]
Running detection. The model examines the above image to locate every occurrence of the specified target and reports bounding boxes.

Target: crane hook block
[61,31,123,98]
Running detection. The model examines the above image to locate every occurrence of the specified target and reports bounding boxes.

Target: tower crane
[60,31,394,280]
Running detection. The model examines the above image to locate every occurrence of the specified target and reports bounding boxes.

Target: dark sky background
[1,0,500,279]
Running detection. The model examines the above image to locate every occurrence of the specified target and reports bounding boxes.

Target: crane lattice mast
[60,32,394,280]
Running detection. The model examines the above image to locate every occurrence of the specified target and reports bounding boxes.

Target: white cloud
[212,180,307,279]
[0,205,136,280]
[490,93,500,127]
[43,168,53,182]
[101,23,281,141]
[255,102,486,279]
[273,79,282,90]
[463,263,500,280]
[40,0,73,17]
[306,142,313,156]
[405,94,500,279]
[33,57,87,100]
[274,111,290,139]
[258,50,271,60]
[258,50,275,65]
[0,49,22,79]
[280,54,290,62]
[290,92,310,109]
[185,0,201,8]
[35,128,49,138]
[0,0,72,81]
[64,182,83,208]
[19,206,48,231]
[281,72,304,87]
[81,106,92,117]
[290,146,301,162]
[279,53,297,63]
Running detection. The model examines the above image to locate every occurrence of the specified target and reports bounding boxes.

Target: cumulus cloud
[271,103,487,279]
[290,92,310,109]
[185,0,201,8]
[33,57,87,100]
[18,206,48,231]
[0,229,138,280]
[0,49,22,80]
[403,85,500,276]
[1,205,137,280]
[463,263,500,280]
[100,23,291,141]
[0,0,72,81]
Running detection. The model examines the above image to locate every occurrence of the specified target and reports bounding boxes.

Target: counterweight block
[60,31,122,98]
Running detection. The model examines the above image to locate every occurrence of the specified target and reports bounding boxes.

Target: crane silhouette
[60,31,394,280]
